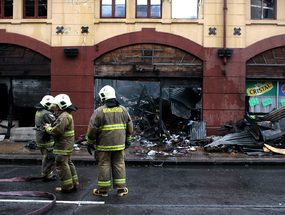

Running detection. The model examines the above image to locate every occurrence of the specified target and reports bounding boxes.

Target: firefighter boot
[73,182,79,190]
[55,186,74,193]
[93,189,110,197]
[117,188,128,197]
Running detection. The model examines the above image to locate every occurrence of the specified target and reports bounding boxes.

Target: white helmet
[99,85,116,102]
[54,94,73,110]
[39,95,54,110]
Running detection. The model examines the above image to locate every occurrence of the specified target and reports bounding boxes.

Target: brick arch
[243,34,285,61]
[0,29,51,59]
[93,28,204,61]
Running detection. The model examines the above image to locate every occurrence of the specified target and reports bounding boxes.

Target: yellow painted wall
[0,0,284,48]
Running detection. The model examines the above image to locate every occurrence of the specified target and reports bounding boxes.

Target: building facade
[0,0,284,138]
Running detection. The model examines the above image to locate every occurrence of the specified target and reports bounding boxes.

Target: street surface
[0,163,285,215]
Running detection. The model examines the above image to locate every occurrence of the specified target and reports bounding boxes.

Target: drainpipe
[223,0,228,65]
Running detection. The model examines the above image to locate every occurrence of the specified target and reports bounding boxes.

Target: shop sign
[246,81,277,96]
[279,82,285,96]
[262,98,272,106]
[249,98,259,107]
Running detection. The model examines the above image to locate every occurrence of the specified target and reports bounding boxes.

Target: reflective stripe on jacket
[87,104,133,151]
[34,109,55,148]
[50,111,75,155]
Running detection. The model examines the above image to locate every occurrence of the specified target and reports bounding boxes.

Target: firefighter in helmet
[34,95,56,181]
[87,85,133,197]
[44,94,79,193]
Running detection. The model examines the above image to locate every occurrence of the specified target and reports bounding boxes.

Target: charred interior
[0,44,51,137]
[94,44,203,141]
[95,80,202,141]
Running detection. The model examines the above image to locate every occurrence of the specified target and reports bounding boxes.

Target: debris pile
[119,85,204,157]
[120,85,202,141]
[129,133,199,157]
[204,107,285,156]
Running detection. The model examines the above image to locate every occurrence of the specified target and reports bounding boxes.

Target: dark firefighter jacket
[35,109,55,148]
[47,110,75,155]
[87,104,133,151]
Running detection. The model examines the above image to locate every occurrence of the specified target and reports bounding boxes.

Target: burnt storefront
[94,44,204,140]
[0,44,51,138]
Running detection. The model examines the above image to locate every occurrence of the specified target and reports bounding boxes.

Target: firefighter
[34,95,56,181]
[87,85,133,197]
[44,94,79,193]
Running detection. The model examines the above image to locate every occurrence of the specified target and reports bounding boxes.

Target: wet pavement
[1,164,285,214]
[1,140,285,214]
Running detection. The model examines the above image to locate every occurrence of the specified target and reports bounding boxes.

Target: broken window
[95,79,202,140]
[94,44,203,142]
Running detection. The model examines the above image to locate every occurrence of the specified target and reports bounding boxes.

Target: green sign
[281,99,285,106]
[246,81,277,96]
[249,98,259,106]
[262,98,272,106]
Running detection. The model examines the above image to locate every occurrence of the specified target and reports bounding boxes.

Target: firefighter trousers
[40,148,56,179]
[97,150,126,191]
[55,154,79,190]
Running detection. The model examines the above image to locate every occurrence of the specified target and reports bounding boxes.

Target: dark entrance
[94,44,203,140]
[0,44,51,137]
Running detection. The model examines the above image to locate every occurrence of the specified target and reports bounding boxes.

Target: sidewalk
[1,140,285,166]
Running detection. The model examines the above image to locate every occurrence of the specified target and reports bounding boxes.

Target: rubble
[17,84,285,158]
[204,107,285,156]
[109,83,205,157]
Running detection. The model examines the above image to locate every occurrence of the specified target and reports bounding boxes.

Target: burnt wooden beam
[246,65,285,79]
[94,64,203,78]
[0,64,50,71]
[0,70,50,76]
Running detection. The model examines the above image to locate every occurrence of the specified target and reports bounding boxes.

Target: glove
[87,144,96,155]
[43,123,52,134]
[125,135,132,149]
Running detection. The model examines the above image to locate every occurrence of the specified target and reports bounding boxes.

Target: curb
[2,157,285,166]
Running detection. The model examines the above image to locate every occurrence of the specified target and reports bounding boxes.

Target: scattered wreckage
[24,84,285,157]
[76,93,285,157]
[122,84,285,157]
[72,85,205,157]
[204,107,285,156]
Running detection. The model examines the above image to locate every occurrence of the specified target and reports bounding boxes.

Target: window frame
[23,0,47,19]
[251,0,276,20]
[136,0,162,19]
[0,0,13,19]
[100,0,126,18]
